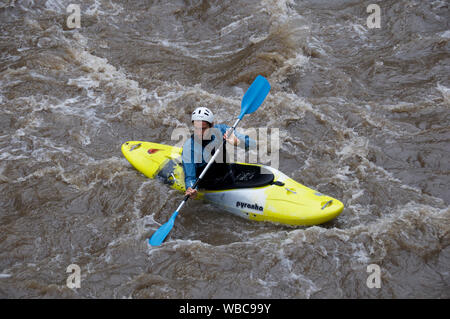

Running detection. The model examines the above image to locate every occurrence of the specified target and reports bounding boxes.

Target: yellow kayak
[121,141,344,226]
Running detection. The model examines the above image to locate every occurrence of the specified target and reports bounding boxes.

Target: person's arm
[222,124,256,151]
[181,139,197,190]
[182,161,197,190]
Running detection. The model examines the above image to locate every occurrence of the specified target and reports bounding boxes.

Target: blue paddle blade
[239,75,271,120]
[149,211,179,246]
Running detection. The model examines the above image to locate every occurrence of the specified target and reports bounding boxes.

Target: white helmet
[191,107,214,124]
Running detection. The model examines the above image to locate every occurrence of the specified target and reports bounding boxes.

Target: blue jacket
[182,124,256,189]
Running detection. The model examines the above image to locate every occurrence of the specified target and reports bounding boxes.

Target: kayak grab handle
[130,143,142,151]
[321,200,333,210]
[271,181,296,194]
[285,187,296,194]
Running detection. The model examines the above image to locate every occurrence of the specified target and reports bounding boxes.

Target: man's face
[193,120,211,140]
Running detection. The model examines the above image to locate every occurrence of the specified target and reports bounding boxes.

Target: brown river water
[0,0,449,298]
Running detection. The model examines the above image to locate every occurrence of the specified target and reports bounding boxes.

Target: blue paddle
[149,75,271,246]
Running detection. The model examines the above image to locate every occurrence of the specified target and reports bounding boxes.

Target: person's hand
[185,187,198,199]
[224,129,239,146]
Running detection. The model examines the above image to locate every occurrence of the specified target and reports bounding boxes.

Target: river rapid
[0,0,449,298]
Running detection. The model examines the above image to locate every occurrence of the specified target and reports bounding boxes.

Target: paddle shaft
[149,75,270,246]
[175,118,241,213]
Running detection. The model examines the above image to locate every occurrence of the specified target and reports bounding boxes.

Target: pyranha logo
[236,201,264,212]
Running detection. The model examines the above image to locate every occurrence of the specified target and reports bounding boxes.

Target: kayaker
[182,107,256,199]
